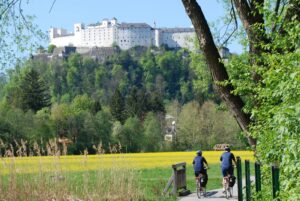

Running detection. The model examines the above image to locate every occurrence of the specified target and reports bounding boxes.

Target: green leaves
[20,68,51,112]
[0,1,46,69]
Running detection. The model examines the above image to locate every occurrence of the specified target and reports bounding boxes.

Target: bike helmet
[225,146,231,152]
[196,150,202,155]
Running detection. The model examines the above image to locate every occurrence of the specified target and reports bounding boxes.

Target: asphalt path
[178,185,238,201]
[179,176,255,201]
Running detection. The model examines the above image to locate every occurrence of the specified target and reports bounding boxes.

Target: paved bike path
[179,176,254,201]
[178,185,238,201]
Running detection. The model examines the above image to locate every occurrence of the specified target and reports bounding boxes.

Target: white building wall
[50,35,76,47]
[117,26,152,50]
[80,22,115,47]
[160,30,195,49]
[49,18,195,50]
[73,23,83,46]
[154,29,161,47]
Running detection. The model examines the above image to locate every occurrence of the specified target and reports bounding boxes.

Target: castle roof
[159,28,194,32]
[119,23,151,29]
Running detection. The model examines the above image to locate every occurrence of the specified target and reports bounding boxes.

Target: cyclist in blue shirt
[193,150,209,178]
[220,146,236,191]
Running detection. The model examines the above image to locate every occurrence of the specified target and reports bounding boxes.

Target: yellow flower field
[0,151,254,175]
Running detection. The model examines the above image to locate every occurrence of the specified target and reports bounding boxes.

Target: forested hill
[0,46,245,154]
[31,46,199,105]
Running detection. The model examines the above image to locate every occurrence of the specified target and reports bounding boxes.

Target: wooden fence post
[163,162,190,196]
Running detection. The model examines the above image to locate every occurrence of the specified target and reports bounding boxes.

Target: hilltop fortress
[49,18,195,50]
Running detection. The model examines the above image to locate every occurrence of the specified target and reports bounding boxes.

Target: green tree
[177,101,243,150]
[110,88,126,124]
[125,87,149,119]
[140,49,158,90]
[0,73,7,99]
[4,67,23,108]
[177,101,204,150]
[82,57,97,94]
[182,0,299,146]
[148,91,165,114]
[143,112,163,152]
[33,108,55,142]
[20,68,51,112]
[111,121,123,144]
[71,94,94,113]
[93,110,113,151]
[66,53,83,96]
[47,44,56,53]
[119,117,143,153]
[50,103,72,139]
[156,51,182,99]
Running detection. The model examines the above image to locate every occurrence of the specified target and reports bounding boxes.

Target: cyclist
[193,150,209,186]
[220,146,236,193]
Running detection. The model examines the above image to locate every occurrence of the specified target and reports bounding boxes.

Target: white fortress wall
[49,18,195,50]
[117,23,153,49]
[159,28,195,49]
[154,29,161,47]
[50,35,76,47]
[172,32,195,49]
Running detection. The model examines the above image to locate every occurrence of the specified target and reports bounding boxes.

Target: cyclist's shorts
[221,166,234,177]
[195,169,207,177]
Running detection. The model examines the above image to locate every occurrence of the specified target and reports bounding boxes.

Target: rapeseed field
[0,151,253,174]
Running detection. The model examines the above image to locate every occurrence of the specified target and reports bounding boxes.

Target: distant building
[49,18,195,50]
[164,114,176,142]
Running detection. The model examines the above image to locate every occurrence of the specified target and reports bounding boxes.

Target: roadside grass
[0,164,247,201]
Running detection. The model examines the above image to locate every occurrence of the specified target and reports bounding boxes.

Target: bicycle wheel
[225,187,229,199]
[202,187,206,197]
[225,183,229,199]
[228,186,233,198]
[196,180,201,198]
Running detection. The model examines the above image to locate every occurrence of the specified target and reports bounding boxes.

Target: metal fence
[236,157,280,201]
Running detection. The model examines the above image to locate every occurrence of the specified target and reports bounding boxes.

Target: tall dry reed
[0,139,145,201]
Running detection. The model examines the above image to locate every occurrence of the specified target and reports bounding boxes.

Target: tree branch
[49,0,57,13]
[18,0,31,31]
[181,0,256,146]
[0,0,20,19]
[278,0,300,44]
[233,0,266,56]
[221,0,238,47]
[283,0,300,23]
[274,0,281,16]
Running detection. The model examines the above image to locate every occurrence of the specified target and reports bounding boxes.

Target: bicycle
[196,173,207,198]
[223,175,233,199]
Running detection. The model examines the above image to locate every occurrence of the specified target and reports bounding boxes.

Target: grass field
[0,151,254,200]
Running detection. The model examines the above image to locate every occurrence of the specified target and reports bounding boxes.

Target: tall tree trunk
[233,0,266,57]
[181,0,256,146]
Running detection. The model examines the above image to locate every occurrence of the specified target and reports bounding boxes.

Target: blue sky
[24,0,243,53]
